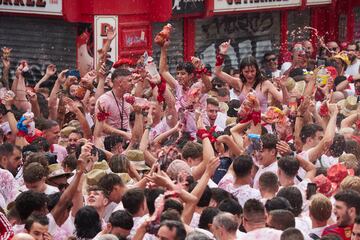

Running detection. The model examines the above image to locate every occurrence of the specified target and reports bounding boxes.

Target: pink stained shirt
[95,91,132,131]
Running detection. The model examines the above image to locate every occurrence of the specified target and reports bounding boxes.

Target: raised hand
[276,140,292,156]
[219,40,231,55]
[45,64,57,77]
[191,56,202,70]
[57,69,69,85]
[106,26,117,41]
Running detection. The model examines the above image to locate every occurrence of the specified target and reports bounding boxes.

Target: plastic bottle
[145,57,161,84]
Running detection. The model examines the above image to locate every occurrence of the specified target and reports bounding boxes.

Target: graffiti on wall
[195,12,280,69]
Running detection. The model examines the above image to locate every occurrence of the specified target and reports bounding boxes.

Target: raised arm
[341,112,359,128]
[163,87,178,128]
[307,103,338,163]
[296,154,316,181]
[35,64,57,92]
[48,69,67,120]
[159,41,178,89]
[214,41,242,91]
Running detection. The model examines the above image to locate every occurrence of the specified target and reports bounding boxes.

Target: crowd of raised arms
[0,24,360,240]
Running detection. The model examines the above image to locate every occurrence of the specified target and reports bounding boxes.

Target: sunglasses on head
[266,57,277,62]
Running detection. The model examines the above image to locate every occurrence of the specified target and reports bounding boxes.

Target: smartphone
[105,59,114,74]
[91,146,97,156]
[65,69,80,79]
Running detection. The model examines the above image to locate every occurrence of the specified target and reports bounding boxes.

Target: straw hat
[86,160,112,186]
[337,96,358,116]
[60,126,76,138]
[47,163,73,179]
[126,150,150,171]
[286,77,306,96]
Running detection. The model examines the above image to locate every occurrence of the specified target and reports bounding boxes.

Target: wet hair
[104,135,124,152]
[206,97,219,107]
[108,154,129,173]
[40,119,59,131]
[334,189,360,215]
[345,140,360,160]
[300,124,324,144]
[198,207,221,231]
[277,187,303,217]
[145,188,165,215]
[109,210,133,230]
[111,68,131,81]
[278,156,300,177]
[24,213,49,231]
[74,206,102,239]
[15,191,48,222]
[0,143,14,158]
[122,188,145,215]
[281,227,304,240]
[188,182,211,207]
[239,56,264,90]
[30,137,50,152]
[160,209,182,222]
[218,198,243,215]
[232,154,253,178]
[176,62,195,74]
[243,199,265,222]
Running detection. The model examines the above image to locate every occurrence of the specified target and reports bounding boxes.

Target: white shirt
[214,112,227,131]
[219,174,261,207]
[190,212,201,228]
[238,227,282,240]
[129,215,148,239]
[18,184,58,196]
[309,226,328,239]
[253,161,278,189]
[296,215,312,238]
[345,58,360,76]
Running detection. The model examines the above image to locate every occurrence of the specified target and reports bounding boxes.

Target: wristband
[215,54,225,67]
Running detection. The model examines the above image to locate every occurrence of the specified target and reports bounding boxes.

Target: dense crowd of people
[0,25,360,240]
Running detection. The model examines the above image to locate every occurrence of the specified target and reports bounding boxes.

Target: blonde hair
[339,153,358,170]
[309,194,332,222]
[340,176,360,194]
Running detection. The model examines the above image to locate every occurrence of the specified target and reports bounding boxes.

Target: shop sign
[172,0,205,15]
[214,0,301,13]
[94,15,118,66]
[0,0,62,15]
[307,0,332,5]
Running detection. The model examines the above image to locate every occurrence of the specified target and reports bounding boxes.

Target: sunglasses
[329,47,338,52]
[266,57,277,62]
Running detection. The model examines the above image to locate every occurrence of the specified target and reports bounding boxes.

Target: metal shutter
[195,12,281,71]
[0,15,76,82]
[287,10,311,43]
[354,8,360,41]
[152,19,184,76]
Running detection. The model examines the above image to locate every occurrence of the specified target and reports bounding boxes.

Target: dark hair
[24,153,49,174]
[243,199,265,221]
[277,187,303,217]
[23,162,47,183]
[280,227,304,240]
[232,155,253,178]
[269,209,295,231]
[30,137,50,152]
[74,206,102,239]
[145,188,165,215]
[98,173,124,196]
[198,207,221,231]
[263,51,277,63]
[62,155,77,172]
[210,188,234,206]
[329,134,346,158]
[239,56,264,90]
[182,142,202,159]
[345,140,360,160]
[111,68,132,81]
[109,154,129,173]
[104,135,124,152]
[206,98,219,107]
[278,156,300,177]
[164,199,184,215]
[47,192,72,213]
[265,196,293,213]
[188,182,211,207]
[15,191,48,221]
[24,213,49,231]
[159,220,186,240]
[160,209,182,222]
[261,133,278,150]
[334,189,360,215]
[0,143,14,158]
[109,210,134,230]
[259,172,279,193]
[176,62,195,75]
[122,188,145,215]
[218,198,243,215]
[40,119,58,131]
[300,124,324,144]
